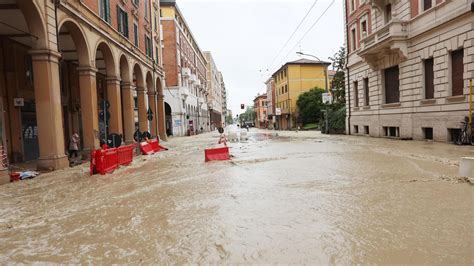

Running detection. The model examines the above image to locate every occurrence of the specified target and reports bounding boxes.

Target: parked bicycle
[455,117,473,145]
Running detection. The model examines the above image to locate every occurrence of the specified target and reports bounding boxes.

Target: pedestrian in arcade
[69,132,80,159]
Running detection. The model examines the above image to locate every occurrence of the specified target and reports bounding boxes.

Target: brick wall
[162,19,177,86]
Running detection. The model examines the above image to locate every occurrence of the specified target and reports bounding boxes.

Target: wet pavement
[0,127,473,264]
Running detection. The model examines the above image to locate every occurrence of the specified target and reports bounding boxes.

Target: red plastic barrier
[149,139,168,153]
[204,147,230,162]
[100,148,118,175]
[140,141,155,155]
[118,144,134,166]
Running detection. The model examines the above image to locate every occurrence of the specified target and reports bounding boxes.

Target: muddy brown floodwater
[0,127,473,264]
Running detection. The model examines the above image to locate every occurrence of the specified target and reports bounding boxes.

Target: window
[156,47,159,63]
[384,65,399,103]
[351,28,356,51]
[350,0,355,11]
[364,126,369,135]
[424,58,434,99]
[423,0,432,11]
[363,78,369,106]
[423,127,433,140]
[451,49,464,96]
[99,0,111,23]
[154,12,158,32]
[354,125,359,134]
[132,0,139,7]
[285,85,288,93]
[353,81,359,107]
[117,6,129,38]
[361,20,367,37]
[144,0,149,20]
[383,126,399,137]
[385,4,392,23]
[133,22,139,47]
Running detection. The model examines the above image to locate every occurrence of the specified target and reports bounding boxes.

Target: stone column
[77,66,100,152]
[121,82,135,144]
[136,87,149,133]
[106,77,123,136]
[157,92,167,140]
[29,49,69,170]
[148,91,158,137]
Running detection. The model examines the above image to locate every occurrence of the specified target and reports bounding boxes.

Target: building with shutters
[204,52,224,130]
[272,58,331,130]
[0,0,166,183]
[160,0,209,136]
[253,94,268,128]
[344,0,474,142]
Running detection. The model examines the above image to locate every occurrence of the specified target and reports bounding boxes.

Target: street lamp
[296,51,329,91]
[296,51,321,61]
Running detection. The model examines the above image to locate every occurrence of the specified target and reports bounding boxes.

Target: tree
[225,114,233,125]
[329,46,346,104]
[239,107,256,124]
[296,88,326,125]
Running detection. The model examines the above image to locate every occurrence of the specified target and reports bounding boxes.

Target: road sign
[275,108,281,116]
[322,93,333,104]
[147,107,153,121]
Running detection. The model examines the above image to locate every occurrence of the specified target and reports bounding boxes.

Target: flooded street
[0,128,473,264]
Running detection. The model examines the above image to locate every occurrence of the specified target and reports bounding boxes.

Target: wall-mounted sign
[275,108,281,116]
[13,98,24,107]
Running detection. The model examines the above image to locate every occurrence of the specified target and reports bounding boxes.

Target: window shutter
[124,13,129,38]
[117,5,121,33]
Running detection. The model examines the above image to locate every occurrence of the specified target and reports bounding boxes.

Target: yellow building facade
[273,59,330,130]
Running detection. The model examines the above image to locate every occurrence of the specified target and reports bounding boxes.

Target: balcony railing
[358,19,409,68]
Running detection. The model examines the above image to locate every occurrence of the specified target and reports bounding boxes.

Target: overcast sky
[177,0,344,116]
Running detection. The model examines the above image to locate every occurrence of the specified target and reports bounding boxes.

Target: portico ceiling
[0,0,34,47]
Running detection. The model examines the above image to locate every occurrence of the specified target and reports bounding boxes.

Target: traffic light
[241,104,245,109]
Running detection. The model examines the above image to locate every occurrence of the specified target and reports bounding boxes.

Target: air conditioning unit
[195,79,201,86]
[189,74,197,84]
[181,68,191,78]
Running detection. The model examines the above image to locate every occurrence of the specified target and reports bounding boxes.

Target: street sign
[275,108,281,116]
[322,93,333,104]
[147,108,153,121]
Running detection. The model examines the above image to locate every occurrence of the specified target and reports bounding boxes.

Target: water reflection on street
[0,127,473,264]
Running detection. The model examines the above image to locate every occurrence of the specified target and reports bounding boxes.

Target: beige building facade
[0,0,166,183]
[204,51,224,129]
[345,0,474,142]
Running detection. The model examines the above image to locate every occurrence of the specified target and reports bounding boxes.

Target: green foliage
[239,107,256,123]
[328,105,346,131]
[225,114,233,125]
[296,87,326,125]
[328,46,346,104]
[302,123,319,130]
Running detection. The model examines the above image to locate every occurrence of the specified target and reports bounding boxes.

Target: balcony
[358,19,408,69]
[181,68,191,78]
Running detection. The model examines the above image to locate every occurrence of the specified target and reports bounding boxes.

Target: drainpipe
[344,1,351,135]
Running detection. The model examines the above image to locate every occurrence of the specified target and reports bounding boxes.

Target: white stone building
[345,0,474,142]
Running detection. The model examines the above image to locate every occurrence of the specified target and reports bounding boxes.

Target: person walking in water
[69,132,80,159]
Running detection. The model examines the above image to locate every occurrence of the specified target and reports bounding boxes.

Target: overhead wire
[273,0,336,71]
[267,0,319,70]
